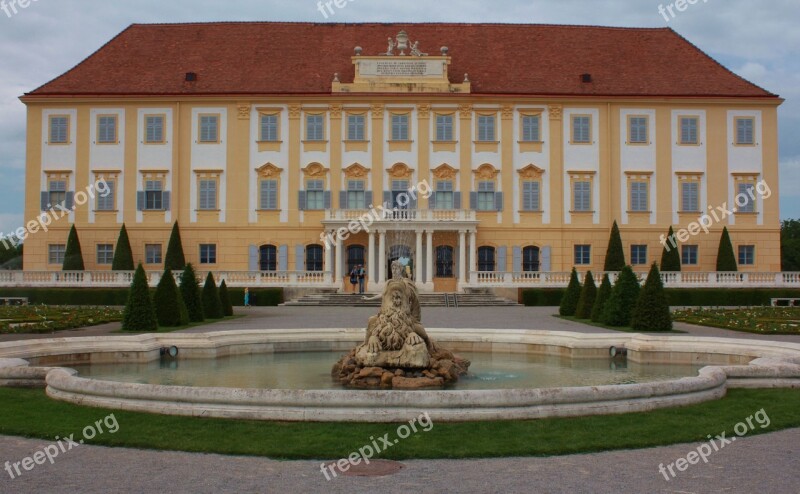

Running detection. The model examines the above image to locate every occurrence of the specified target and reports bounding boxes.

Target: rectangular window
[572,116,591,144]
[145,244,162,264]
[477,181,496,211]
[145,180,164,211]
[199,244,217,264]
[436,115,453,141]
[391,180,410,209]
[628,116,648,144]
[96,180,115,211]
[260,114,279,142]
[391,114,409,141]
[630,181,649,212]
[574,245,591,266]
[477,115,495,142]
[306,115,325,141]
[96,244,114,265]
[738,245,755,266]
[305,179,324,210]
[259,180,278,210]
[736,117,755,145]
[199,115,219,143]
[681,245,698,266]
[680,117,698,145]
[49,116,69,144]
[347,180,366,210]
[48,244,66,265]
[681,182,700,212]
[347,115,366,141]
[198,179,217,210]
[435,181,454,210]
[522,181,540,212]
[97,116,117,144]
[737,182,756,213]
[521,115,541,142]
[145,115,165,144]
[573,181,592,212]
[48,180,67,208]
[631,245,648,265]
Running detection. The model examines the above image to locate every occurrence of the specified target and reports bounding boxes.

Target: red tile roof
[26,22,777,99]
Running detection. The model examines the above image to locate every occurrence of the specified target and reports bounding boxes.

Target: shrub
[716,227,738,272]
[62,225,85,271]
[219,280,234,317]
[122,264,158,332]
[575,271,597,320]
[602,266,641,327]
[591,273,613,322]
[112,224,134,271]
[631,263,673,332]
[201,272,224,319]
[521,289,565,307]
[164,222,186,271]
[225,288,284,307]
[660,226,681,272]
[154,269,189,327]
[179,264,204,322]
[559,268,582,317]
[604,221,626,272]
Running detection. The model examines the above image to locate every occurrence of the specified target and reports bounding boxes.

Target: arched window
[347,245,365,274]
[436,246,454,278]
[306,245,324,272]
[478,246,495,272]
[523,246,540,272]
[259,245,277,271]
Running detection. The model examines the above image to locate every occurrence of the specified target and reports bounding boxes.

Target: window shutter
[339,191,348,210]
[295,245,305,271]
[429,192,437,210]
[495,192,504,211]
[137,191,145,211]
[469,192,478,210]
[162,191,171,211]
[364,191,373,208]
[323,191,331,210]
[513,246,522,273]
[409,195,418,210]
[298,191,306,211]
[279,245,288,271]
[248,245,258,271]
[40,192,49,211]
[383,191,392,208]
[65,192,75,211]
[541,246,552,272]
[497,246,507,273]
[454,191,462,210]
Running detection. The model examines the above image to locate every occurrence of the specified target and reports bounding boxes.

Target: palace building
[20,23,782,292]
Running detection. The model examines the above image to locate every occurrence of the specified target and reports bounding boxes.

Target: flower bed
[0,306,123,334]
[673,307,800,335]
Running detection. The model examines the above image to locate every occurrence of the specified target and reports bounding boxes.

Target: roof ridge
[126,21,673,31]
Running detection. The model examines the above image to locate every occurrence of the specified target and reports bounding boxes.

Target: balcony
[325,209,476,222]
[0,271,334,288]
[467,272,800,289]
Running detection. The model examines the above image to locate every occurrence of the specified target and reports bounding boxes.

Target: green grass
[0,306,123,334]
[0,388,798,459]
[557,316,687,334]
[674,307,800,335]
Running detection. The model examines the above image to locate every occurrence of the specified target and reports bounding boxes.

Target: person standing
[358,264,366,294]
[349,267,358,293]
[244,288,250,307]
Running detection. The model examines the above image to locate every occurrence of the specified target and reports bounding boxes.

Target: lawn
[673,307,800,335]
[0,305,123,334]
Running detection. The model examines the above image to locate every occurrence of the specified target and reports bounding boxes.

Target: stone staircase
[282,289,519,308]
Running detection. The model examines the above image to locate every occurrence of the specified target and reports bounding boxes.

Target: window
[305,180,324,210]
[477,246,495,272]
[631,245,648,265]
[681,182,700,212]
[477,181,496,211]
[49,116,68,144]
[347,245,365,274]
[573,181,592,212]
[97,116,117,144]
[630,181,649,212]
[434,181,454,210]
[391,114,409,141]
[523,246,540,272]
[436,246,454,278]
[96,244,114,265]
[522,181,540,212]
[48,244,66,265]
[436,115,453,141]
[199,244,217,264]
[145,244,162,264]
[681,245,698,266]
[144,180,164,210]
[306,245,324,271]
[572,116,591,144]
[737,182,756,213]
[477,115,495,142]
[628,116,648,144]
[259,180,278,210]
[260,114,279,142]
[306,115,325,141]
[521,115,541,142]
[198,179,217,210]
[347,115,366,141]
[145,115,164,144]
[738,245,755,266]
[259,245,277,271]
[347,180,366,210]
[574,245,591,266]
[199,115,219,143]
[48,180,67,208]
[96,180,115,211]
[736,117,755,145]
[391,180,410,209]
[680,117,698,145]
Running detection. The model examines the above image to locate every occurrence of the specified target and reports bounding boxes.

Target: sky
[0,0,797,235]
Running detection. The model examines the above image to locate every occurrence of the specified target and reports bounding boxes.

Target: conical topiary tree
[602,266,641,327]
[660,225,681,272]
[631,263,673,332]
[179,264,204,323]
[575,271,597,320]
[716,227,738,272]
[559,268,582,317]
[111,224,134,271]
[201,272,224,319]
[122,264,158,332]
[154,268,189,327]
[219,280,234,317]
[62,225,85,271]
[591,273,613,323]
[164,222,186,271]
[604,221,626,272]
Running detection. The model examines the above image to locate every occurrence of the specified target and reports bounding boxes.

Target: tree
[179,264,204,323]
[219,280,234,317]
[154,268,189,327]
[201,272,224,319]
[604,221,626,272]
[716,227,738,272]
[631,263,673,332]
[660,225,681,272]
[591,273,613,323]
[559,268,582,317]
[575,271,597,320]
[0,237,23,270]
[781,219,800,271]
[164,222,186,271]
[602,266,641,327]
[112,224,134,271]
[62,225,85,271]
[122,264,158,332]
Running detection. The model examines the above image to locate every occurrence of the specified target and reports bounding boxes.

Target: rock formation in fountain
[333,261,470,389]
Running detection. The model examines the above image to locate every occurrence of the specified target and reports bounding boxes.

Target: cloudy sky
[0,0,797,234]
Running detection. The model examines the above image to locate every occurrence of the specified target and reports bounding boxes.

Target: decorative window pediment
[473,164,499,180]
[432,164,458,180]
[387,163,414,179]
[343,163,370,179]
[255,163,284,178]
[518,164,545,179]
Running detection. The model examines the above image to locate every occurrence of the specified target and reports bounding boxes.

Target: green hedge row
[522,288,800,307]
[0,287,284,307]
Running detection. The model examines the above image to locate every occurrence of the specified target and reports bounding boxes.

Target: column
[325,230,334,284]
[415,230,423,283]
[469,231,478,273]
[367,230,376,288]
[334,233,343,288]
[426,230,434,285]
[378,230,387,283]
[459,230,467,286]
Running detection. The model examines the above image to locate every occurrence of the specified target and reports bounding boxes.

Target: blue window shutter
[454,191,462,210]
[469,192,478,210]
[40,192,49,211]
[513,246,522,273]
[339,191,348,209]
[323,191,331,210]
[429,192,437,210]
[541,246,552,272]
[295,245,305,271]
[495,192,504,211]
[248,245,258,271]
[279,245,288,271]
[65,192,75,211]
[383,191,392,208]
[365,191,373,208]
[298,191,306,211]
[137,191,145,211]
[162,191,171,211]
[497,246,507,273]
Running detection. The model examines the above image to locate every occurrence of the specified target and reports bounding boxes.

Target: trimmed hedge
[522,288,800,307]
[0,287,284,307]
[226,288,284,307]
